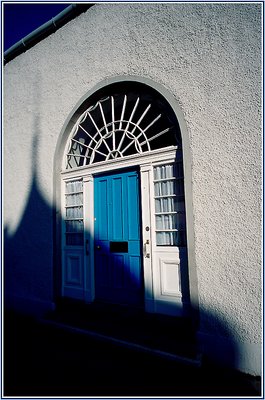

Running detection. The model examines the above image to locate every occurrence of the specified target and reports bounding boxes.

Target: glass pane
[154,181,176,196]
[175,162,183,178]
[66,233,83,246]
[175,180,184,195]
[156,215,163,230]
[65,180,83,194]
[174,197,185,212]
[154,164,176,180]
[66,206,83,219]
[154,182,160,196]
[155,197,185,213]
[156,231,174,246]
[156,230,186,246]
[176,214,186,229]
[175,231,186,246]
[156,231,166,245]
[155,214,173,230]
[65,193,83,206]
[65,220,83,233]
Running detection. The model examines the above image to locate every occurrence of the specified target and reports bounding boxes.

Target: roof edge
[4,3,94,65]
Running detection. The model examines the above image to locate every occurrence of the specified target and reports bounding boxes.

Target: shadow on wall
[4,120,56,313]
[3,132,261,396]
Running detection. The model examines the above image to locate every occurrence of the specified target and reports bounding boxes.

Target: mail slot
[110,241,128,253]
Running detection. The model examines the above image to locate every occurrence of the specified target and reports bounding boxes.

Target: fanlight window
[65,82,181,169]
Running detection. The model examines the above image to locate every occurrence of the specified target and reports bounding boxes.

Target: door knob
[96,245,101,250]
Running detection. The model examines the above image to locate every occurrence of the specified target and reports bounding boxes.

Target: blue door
[94,169,143,305]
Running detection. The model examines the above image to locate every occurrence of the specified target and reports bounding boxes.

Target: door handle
[86,239,89,256]
[143,240,150,258]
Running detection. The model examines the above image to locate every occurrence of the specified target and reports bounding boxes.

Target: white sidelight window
[154,163,186,246]
[64,179,84,246]
[62,179,85,300]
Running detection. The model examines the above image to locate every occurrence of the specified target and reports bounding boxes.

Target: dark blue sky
[4,3,70,51]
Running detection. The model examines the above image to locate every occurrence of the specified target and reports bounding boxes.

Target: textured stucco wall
[4,4,262,374]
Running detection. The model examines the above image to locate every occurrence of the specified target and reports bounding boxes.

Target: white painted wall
[4,4,262,375]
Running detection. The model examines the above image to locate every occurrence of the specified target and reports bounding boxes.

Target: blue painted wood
[94,169,142,305]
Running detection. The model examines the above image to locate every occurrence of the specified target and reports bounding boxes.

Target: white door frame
[61,146,188,315]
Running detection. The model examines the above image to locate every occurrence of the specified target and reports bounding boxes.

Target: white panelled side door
[140,157,189,316]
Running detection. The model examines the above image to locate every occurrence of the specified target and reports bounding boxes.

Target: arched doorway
[55,78,197,317]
